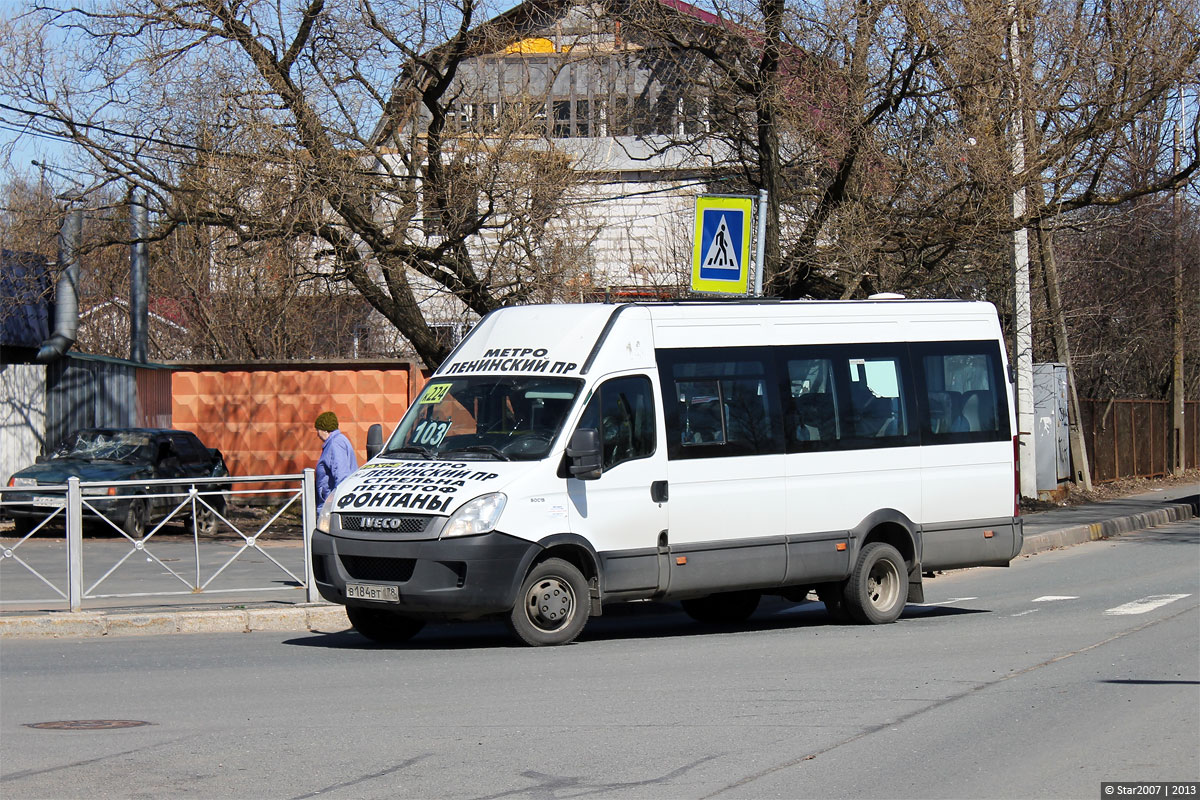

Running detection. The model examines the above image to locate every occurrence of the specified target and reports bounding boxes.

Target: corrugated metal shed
[44,354,174,447]
[1,353,175,482]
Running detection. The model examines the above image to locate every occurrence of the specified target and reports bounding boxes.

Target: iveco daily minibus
[311,299,1022,646]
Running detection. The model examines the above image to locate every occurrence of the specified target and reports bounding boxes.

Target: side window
[845,357,909,439]
[171,434,206,464]
[919,344,1009,441]
[577,375,656,470]
[658,348,783,459]
[786,357,840,446]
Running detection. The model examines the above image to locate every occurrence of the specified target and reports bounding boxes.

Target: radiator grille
[339,514,431,534]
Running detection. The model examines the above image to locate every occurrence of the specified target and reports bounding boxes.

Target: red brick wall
[171,362,424,480]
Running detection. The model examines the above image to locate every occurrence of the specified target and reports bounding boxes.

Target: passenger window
[921,349,1006,439]
[846,357,908,438]
[786,358,840,445]
[576,376,655,470]
[658,349,783,459]
[171,434,205,464]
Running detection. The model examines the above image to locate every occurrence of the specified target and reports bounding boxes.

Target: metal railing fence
[0,470,316,612]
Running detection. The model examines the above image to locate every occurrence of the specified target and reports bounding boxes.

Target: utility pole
[1008,0,1036,498]
[1171,84,1185,474]
[129,191,149,363]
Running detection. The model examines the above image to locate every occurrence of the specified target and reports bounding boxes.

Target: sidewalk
[2,486,1196,639]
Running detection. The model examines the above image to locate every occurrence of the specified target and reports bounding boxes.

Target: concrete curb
[3,501,1195,639]
[0,604,349,639]
[1019,501,1196,556]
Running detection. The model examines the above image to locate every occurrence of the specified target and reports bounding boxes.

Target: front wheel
[842,542,907,624]
[507,558,590,646]
[346,606,425,644]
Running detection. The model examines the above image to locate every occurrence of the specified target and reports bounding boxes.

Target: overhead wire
[1,102,744,209]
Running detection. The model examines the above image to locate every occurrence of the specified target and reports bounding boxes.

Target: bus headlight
[441,493,507,539]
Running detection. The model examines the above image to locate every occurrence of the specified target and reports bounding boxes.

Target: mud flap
[589,576,603,616]
[906,564,924,604]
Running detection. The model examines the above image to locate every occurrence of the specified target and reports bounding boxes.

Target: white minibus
[312,299,1022,646]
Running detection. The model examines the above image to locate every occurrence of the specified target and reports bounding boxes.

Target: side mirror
[366,424,384,461]
[566,428,603,480]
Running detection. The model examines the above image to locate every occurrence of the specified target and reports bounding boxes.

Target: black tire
[346,605,425,644]
[680,591,761,625]
[842,542,907,624]
[507,557,590,646]
[11,517,37,537]
[816,584,850,623]
[191,504,219,537]
[122,497,148,539]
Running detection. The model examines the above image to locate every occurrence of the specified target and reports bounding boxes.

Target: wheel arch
[850,508,924,604]
[852,508,917,566]
[524,533,603,615]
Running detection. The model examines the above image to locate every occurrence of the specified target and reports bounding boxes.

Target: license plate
[32,496,66,508]
[346,582,399,603]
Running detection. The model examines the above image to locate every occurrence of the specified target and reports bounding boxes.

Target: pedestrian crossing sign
[692,195,754,294]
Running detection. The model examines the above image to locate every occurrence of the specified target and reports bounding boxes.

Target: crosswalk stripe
[1104,594,1191,616]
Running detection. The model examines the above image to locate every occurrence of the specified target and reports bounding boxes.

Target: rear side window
[170,433,208,464]
[916,343,1010,442]
[658,348,783,459]
[781,345,916,451]
[846,356,909,439]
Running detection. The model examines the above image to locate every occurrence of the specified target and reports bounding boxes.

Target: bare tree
[618,0,1197,304]
[1056,195,1199,401]
[0,0,601,368]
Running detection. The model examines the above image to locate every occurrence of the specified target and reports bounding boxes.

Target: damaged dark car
[4,428,228,537]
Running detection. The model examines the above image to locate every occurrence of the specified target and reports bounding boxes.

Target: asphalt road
[1,520,1197,800]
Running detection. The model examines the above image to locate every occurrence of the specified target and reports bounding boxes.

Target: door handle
[650,480,668,503]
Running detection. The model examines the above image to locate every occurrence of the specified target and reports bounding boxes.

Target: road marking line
[1032,595,1079,602]
[913,596,977,607]
[1104,594,1191,616]
[1010,609,1039,617]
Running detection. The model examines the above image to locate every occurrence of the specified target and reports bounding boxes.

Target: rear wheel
[11,517,37,537]
[680,591,761,625]
[346,606,425,643]
[507,558,589,646]
[842,542,907,624]
[121,498,148,539]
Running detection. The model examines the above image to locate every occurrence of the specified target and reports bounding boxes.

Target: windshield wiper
[442,445,511,461]
[380,444,435,459]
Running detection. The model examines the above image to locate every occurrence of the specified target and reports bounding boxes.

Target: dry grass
[1021,468,1200,512]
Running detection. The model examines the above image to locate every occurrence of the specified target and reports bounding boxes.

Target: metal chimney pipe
[36,207,82,363]
[130,192,149,363]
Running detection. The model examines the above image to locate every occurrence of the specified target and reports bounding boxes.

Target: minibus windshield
[381,376,584,461]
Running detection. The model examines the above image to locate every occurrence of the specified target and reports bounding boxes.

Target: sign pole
[754,189,768,297]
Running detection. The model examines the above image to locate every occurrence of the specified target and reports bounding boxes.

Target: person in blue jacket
[314,411,358,508]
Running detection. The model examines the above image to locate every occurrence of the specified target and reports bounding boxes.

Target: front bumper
[311,528,540,620]
[2,493,134,526]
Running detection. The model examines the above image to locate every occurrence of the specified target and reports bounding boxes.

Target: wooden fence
[1079,399,1199,483]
